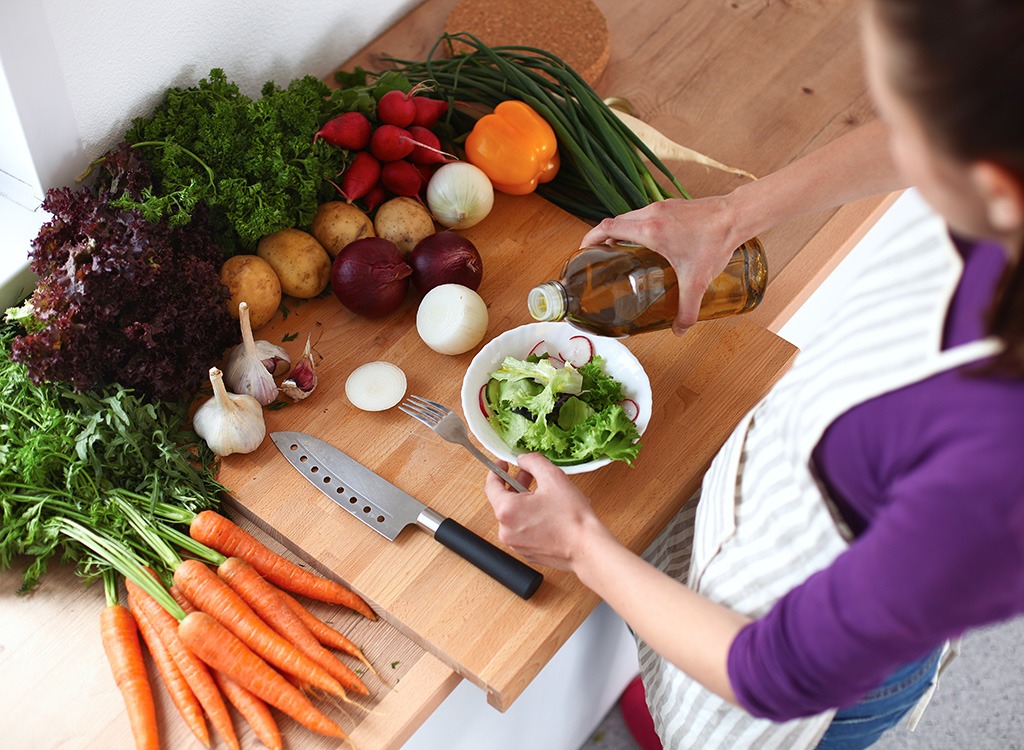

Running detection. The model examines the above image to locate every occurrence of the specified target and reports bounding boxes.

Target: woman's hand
[484,452,613,572]
[579,195,744,334]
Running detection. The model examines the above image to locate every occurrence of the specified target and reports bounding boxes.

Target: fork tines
[398,394,449,427]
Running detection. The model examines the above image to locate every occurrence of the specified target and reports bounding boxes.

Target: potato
[311,201,375,258]
[374,196,436,255]
[256,228,332,299]
[220,254,282,330]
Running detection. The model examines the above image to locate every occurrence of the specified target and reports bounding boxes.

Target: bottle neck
[528,281,568,322]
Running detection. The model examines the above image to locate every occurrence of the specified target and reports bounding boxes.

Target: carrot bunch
[75,508,378,750]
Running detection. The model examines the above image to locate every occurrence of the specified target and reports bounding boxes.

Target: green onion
[378,32,691,221]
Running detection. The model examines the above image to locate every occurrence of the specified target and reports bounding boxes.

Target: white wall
[0,0,418,308]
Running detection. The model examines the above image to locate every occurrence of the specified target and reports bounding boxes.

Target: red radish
[337,151,381,202]
[559,335,595,367]
[527,340,548,358]
[478,383,489,418]
[411,96,449,128]
[314,111,372,150]
[619,398,640,422]
[407,126,448,166]
[381,160,424,197]
[376,90,417,128]
[413,163,436,196]
[362,183,389,212]
[370,125,416,162]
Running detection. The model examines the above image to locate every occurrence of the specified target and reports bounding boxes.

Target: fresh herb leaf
[282,332,299,342]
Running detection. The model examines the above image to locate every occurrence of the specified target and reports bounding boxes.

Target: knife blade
[271,431,543,600]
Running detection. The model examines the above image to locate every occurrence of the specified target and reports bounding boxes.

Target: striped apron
[637,211,1002,749]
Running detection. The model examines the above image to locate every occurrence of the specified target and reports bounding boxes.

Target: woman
[484,1,1024,748]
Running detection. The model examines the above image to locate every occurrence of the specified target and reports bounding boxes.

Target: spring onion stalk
[378,33,691,221]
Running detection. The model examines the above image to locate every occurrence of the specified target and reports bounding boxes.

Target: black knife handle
[434,519,543,599]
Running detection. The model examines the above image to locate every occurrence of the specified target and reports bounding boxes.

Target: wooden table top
[0,2,896,748]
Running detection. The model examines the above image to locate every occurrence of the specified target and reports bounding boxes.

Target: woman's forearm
[722,120,907,248]
[573,517,750,704]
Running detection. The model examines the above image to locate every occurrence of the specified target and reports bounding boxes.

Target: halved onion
[416,283,489,355]
[345,361,407,411]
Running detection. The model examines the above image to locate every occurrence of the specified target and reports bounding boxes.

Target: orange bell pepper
[464,100,560,195]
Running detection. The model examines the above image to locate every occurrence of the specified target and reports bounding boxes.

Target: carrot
[213,670,283,750]
[169,584,196,613]
[125,577,240,750]
[179,612,347,739]
[218,557,369,695]
[189,510,376,619]
[277,588,375,672]
[100,578,160,750]
[172,558,348,699]
[132,595,210,748]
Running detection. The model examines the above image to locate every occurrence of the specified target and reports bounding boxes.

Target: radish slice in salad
[527,338,566,367]
[478,383,490,418]
[345,361,407,411]
[559,335,595,368]
[527,339,548,358]
[619,398,639,422]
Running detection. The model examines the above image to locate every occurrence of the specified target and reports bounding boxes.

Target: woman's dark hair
[873,0,1024,373]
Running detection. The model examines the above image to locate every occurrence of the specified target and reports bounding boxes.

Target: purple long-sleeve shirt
[727,237,1024,721]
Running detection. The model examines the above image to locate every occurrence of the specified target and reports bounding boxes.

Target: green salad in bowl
[461,322,652,474]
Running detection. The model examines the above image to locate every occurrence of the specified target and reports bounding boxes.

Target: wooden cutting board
[216,191,797,710]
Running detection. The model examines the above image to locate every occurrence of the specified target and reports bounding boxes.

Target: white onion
[416,283,489,355]
[426,162,495,229]
[344,361,407,411]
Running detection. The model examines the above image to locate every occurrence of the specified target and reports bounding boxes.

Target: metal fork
[399,394,530,493]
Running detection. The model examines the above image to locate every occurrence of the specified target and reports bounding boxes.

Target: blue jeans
[816,648,942,749]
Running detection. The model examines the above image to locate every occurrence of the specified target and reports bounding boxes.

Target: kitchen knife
[271,431,543,600]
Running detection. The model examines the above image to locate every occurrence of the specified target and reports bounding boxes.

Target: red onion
[330,238,412,318]
[409,231,484,295]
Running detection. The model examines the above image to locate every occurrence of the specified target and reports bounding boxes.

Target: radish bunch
[316,89,451,211]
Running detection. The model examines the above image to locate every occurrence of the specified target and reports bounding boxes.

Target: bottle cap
[528,281,567,321]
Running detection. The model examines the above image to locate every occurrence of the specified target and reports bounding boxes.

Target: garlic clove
[224,301,280,405]
[281,336,318,401]
[254,340,291,377]
[193,366,266,456]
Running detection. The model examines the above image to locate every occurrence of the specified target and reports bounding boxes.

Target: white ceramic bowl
[460,322,652,474]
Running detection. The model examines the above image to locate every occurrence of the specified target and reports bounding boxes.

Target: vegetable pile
[2,319,378,746]
[482,339,642,465]
[378,32,692,222]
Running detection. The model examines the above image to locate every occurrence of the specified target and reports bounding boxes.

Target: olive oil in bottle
[527,238,768,337]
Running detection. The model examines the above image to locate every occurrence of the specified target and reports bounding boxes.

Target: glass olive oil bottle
[527,239,768,337]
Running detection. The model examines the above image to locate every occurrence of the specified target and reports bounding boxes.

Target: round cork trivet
[444,0,611,86]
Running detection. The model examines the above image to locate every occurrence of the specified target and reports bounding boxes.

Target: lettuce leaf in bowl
[485,353,641,466]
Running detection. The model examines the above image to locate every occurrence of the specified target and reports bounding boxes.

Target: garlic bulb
[224,301,290,405]
[280,335,318,401]
[193,367,266,456]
